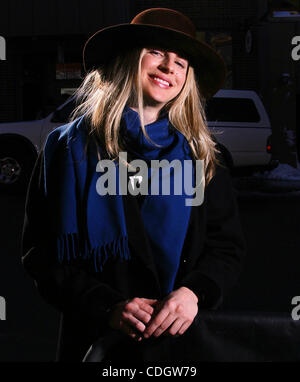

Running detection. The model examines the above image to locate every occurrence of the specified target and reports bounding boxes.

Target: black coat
[21,148,246,361]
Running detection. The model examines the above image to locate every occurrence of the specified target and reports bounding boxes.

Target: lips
[149,74,172,88]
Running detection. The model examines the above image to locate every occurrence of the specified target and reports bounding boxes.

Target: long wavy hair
[71,47,220,185]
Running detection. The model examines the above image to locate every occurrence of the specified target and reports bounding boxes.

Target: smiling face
[139,48,189,110]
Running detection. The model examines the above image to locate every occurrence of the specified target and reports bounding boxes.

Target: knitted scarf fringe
[56,233,130,272]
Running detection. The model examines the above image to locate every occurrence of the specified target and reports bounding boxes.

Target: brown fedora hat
[83,8,226,98]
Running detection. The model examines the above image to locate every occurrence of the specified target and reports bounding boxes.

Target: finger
[140,298,158,306]
[152,314,176,338]
[124,299,153,324]
[126,298,155,316]
[119,321,143,341]
[123,312,147,333]
[132,308,152,325]
[138,301,156,316]
[167,318,185,336]
[144,307,170,338]
[177,321,192,336]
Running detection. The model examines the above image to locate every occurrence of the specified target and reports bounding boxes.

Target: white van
[206,89,272,169]
[0,90,272,193]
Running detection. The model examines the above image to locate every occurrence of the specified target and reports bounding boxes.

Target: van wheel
[0,141,36,195]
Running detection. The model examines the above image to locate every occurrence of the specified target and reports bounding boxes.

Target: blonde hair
[71,48,220,184]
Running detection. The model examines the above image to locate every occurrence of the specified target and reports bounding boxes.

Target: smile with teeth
[150,75,171,88]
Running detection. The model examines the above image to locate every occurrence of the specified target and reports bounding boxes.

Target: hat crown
[131,8,196,39]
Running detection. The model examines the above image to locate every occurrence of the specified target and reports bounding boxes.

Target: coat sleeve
[21,149,126,329]
[178,163,246,308]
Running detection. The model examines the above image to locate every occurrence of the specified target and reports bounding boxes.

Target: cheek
[176,73,187,92]
[140,55,155,75]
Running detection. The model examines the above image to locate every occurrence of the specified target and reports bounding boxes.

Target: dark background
[1,0,300,162]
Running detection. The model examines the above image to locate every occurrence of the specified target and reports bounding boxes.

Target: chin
[145,93,173,106]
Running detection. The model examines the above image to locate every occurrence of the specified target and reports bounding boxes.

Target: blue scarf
[43,107,194,295]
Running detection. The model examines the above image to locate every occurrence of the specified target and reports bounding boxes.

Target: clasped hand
[109,287,198,340]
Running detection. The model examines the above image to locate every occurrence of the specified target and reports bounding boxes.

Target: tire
[0,141,37,195]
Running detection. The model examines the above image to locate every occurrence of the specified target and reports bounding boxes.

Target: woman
[21,8,245,361]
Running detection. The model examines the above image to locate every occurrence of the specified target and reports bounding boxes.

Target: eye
[176,61,185,68]
[149,49,163,56]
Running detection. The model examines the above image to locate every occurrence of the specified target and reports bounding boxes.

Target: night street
[1,0,300,368]
[0,176,299,361]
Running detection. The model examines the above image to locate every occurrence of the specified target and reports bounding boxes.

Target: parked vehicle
[0,98,76,194]
[0,90,272,193]
[206,89,272,169]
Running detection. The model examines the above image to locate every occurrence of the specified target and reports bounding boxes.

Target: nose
[158,54,175,74]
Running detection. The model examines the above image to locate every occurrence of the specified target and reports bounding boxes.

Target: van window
[206,97,261,123]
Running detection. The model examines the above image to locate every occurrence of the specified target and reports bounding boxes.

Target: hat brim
[83,23,227,99]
